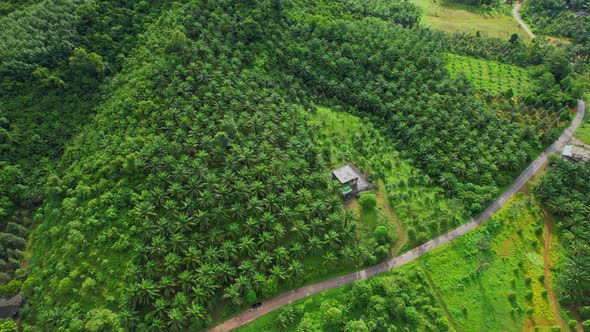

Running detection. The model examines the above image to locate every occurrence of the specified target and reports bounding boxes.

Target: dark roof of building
[0,295,23,318]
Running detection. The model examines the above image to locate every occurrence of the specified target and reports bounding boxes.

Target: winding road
[513,2,536,39]
[210,100,585,332]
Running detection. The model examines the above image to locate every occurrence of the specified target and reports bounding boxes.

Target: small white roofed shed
[332,164,359,185]
[331,163,372,199]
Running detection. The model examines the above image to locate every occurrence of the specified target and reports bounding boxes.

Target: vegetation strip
[512,3,536,39]
[210,100,585,332]
[541,209,566,330]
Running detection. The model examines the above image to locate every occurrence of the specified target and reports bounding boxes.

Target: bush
[569,320,578,331]
[582,320,590,332]
[374,246,389,262]
[0,279,21,296]
[246,290,257,304]
[373,226,391,245]
[508,291,517,302]
[0,319,17,332]
[358,193,377,211]
[580,307,590,320]
[0,273,10,284]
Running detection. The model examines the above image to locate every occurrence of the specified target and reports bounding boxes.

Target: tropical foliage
[535,159,590,314]
[237,263,451,332]
[0,0,581,330]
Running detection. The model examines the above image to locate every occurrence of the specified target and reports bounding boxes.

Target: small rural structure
[332,163,372,200]
[562,144,590,162]
[0,295,23,319]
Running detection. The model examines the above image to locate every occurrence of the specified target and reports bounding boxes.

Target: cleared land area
[574,116,590,145]
[410,0,530,39]
[447,53,533,95]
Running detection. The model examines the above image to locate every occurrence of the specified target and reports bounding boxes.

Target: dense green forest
[535,159,590,328]
[0,0,585,331]
[0,0,175,288]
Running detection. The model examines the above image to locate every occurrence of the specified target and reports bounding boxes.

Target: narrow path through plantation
[376,183,407,256]
[209,100,585,332]
[513,2,536,39]
[541,209,567,330]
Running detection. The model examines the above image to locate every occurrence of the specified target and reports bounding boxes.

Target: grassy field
[310,106,468,249]
[574,114,590,145]
[409,0,529,39]
[447,53,533,95]
[420,192,563,331]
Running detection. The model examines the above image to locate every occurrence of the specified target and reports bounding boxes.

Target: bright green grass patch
[310,106,468,249]
[420,193,560,331]
[447,53,533,95]
[409,0,529,39]
[573,117,590,145]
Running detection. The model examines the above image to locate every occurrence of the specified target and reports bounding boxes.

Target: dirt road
[513,2,536,38]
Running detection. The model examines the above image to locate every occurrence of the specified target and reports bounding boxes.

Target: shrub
[246,290,257,304]
[374,246,389,262]
[373,226,391,245]
[358,193,377,211]
[0,279,21,296]
[569,320,578,331]
[508,291,517,303]
[0,319,17,332]
[0,273,10,284]
[525,291,533,301]
[582,320,590,332]
[580,307,590,320]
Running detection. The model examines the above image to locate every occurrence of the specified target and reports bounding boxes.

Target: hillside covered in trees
[0,0,586,331]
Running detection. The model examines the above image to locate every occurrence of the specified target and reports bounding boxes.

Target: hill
[0,0,583,331]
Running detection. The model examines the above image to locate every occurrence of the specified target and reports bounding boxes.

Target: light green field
[420,192,563,331]
[447,53,533,95]
[574,116,590,145]
[410,0,529,39]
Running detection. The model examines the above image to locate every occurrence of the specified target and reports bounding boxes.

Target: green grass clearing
[573,115,590,145]
[447,53,533,95]
[310,106,468,250]
[409,0,529,39]
[420,192,563,331]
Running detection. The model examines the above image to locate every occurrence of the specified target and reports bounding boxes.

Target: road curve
[210,100,585,332]
[513,2,536,39]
